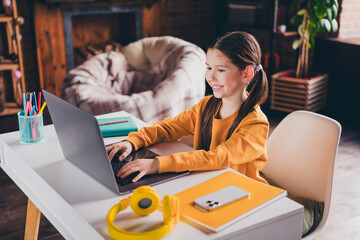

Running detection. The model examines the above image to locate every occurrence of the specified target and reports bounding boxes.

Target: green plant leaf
[315,1,327,18]
[310,14,318,25]
[332,5,338,19]
[298,24,304,37]
[297,9,306,16]
[308,41,312,49]
[321,19,332,32]
[331,19,339,32]
[332,0,339,8]
[327,8,333,20]
[292,39,301,50]
[309,23,318,38]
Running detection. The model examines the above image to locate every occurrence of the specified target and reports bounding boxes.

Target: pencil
[98,120,130,126]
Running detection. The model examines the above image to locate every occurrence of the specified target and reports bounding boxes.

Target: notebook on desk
[43,90,189,195]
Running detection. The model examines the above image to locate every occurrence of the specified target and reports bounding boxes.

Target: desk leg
[24,198,41,240]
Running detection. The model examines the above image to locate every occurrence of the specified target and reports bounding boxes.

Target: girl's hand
[106,141,133,162]
[117,158,160,182]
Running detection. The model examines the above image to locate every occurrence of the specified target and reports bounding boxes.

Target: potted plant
[270,0,339,112]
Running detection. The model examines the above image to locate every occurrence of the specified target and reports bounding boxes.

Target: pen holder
[17,110,44,144]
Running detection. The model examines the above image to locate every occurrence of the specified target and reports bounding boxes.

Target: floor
[0,111,359,240]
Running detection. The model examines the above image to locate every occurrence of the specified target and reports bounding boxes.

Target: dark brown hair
[198,31,268,150]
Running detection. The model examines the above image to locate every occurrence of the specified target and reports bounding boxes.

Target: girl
[107,31,269,184]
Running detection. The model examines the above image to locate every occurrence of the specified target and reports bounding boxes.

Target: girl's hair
[198,31,268,151]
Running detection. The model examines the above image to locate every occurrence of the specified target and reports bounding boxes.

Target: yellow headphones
[106,186,180,240]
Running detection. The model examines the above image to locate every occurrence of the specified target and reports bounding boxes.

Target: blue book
[97,116,138,137]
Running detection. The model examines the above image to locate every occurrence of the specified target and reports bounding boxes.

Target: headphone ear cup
[163,195,180,230]
[130,186,160,216]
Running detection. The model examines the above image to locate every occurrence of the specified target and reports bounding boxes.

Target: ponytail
[198,96,221,151]
[225,69,268,140]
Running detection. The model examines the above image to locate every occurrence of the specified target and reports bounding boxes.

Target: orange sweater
[126,96,269,183]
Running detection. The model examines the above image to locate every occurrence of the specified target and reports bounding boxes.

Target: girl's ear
[242,65,254,84]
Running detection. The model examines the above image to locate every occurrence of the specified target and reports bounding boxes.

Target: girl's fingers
[109,148,118,162]
[117,163,139,178]
[132,171,146,182]
[106,145,114,152]
[119,148,131,161]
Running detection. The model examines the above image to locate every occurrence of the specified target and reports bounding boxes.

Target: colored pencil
[98,120,130,126]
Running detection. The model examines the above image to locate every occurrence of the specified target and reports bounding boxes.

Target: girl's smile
[211,84,224,91]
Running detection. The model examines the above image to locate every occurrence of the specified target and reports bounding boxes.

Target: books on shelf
[97,116,138,137]
[175,171,287,232]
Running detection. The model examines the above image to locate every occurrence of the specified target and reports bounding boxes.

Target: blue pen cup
[17,110,45,144]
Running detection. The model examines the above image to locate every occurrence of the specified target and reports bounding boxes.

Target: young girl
[107,31,269,184]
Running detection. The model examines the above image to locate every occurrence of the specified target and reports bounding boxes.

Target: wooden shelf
[0,14,13,23]
[0,102,22,117]
[0,63,19,71]
[0,0,26,107]
[276,31,298,37]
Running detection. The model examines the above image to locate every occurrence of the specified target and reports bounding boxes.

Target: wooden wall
[33,1,164,97]
[32,0,219,98]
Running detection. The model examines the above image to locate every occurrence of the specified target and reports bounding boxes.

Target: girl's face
[205,49,246,101]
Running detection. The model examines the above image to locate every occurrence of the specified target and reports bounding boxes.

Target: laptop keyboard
[110,152,152,186]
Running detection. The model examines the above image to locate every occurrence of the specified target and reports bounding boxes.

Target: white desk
[0,111,303,240]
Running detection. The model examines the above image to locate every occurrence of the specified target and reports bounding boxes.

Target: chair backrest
[261,110,341,239]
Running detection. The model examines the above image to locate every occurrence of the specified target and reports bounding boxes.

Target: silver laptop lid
[43,90,119,194]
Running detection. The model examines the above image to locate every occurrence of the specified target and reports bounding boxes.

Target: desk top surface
[0,111,303,240]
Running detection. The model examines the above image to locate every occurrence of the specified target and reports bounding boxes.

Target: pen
[22,93,26,111]
[38,92,41,112]
[29,108,36,141]
[38,102,46,114]
[98,120,130,126]
[21,102,30,138]
[33,92,38,112]
[22,107,35,138]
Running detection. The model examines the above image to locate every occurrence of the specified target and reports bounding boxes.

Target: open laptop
[43,90,189,195]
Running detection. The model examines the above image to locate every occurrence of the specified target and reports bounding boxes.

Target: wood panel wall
[34,2,66,97]
[33,1,162,97]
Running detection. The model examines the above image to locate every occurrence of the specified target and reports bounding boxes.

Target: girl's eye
[206,67,212,70]
[218,69,225,72]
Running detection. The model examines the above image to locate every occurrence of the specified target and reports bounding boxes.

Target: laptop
[43,90,189,195]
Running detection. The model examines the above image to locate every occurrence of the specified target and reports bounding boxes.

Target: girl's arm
[158,117,269,173]
[126,97,206,150]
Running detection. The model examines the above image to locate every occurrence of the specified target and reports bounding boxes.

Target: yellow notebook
[175,171,287,232]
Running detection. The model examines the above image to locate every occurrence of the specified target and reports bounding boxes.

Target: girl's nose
[206,71,216,82]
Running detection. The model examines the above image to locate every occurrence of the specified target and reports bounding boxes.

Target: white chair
[261,110,341,239]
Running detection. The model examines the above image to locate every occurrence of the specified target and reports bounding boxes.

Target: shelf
[0,0,26,106]
[0,63,19,71]
[0,102,22,117]
[0,14,13,22]
[276,31,298,37]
